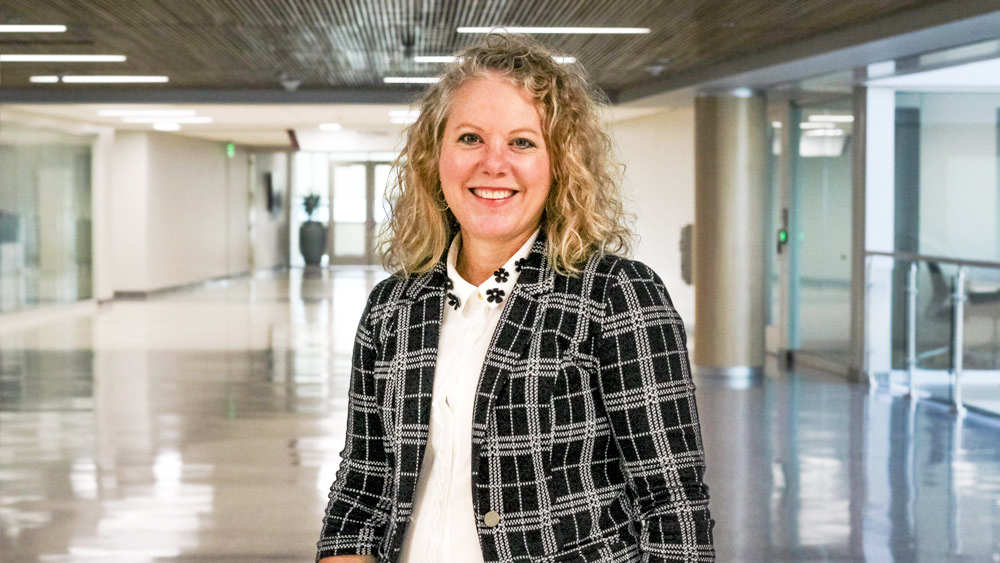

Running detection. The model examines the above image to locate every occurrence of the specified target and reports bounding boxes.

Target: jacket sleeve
[316,288,393,560]
[597,259,715,562]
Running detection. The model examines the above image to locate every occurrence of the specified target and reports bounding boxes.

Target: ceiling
[2,102,662,148]
[0,0,945,96]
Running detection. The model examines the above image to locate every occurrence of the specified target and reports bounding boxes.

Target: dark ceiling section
[0,0,936,94]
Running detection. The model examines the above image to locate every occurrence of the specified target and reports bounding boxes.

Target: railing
[865,251,1000,417]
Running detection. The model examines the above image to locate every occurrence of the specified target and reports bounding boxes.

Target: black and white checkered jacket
[317,229,715,562]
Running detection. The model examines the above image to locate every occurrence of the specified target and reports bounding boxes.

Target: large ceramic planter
[299,221,327,266]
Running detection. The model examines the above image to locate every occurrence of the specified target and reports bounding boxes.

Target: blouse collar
[445,228,540,312]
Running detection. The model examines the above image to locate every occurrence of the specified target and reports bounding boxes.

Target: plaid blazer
[317,229,714,562]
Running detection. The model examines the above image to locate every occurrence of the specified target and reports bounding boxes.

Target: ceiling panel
[0,0,940,96]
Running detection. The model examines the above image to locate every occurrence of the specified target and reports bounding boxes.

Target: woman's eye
[512,137,536,149]
[458,133,481,144]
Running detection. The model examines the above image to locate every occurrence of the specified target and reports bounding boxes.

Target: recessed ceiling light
[60,75,169,83]
[389,109,420,124]
[123,116,212,124]
[1,54,126,62]
[457,26,649,34]
[152,122,181,131]
[383,76,440,84]
[319,122,343,131]
[0,25,67,33]
[99,109,196,117]
[808,114,854,123]
[29,75,59,83]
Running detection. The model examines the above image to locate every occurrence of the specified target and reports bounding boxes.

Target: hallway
[1,269,998,562]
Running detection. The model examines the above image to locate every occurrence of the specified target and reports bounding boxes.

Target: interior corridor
[1,268,999,562]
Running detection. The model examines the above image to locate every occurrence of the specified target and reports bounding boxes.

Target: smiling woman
[316,34,715,563]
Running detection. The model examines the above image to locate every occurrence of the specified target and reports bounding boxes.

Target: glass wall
[894,92,1000,263]
[885,91,1000,414]
[0,122,94,313]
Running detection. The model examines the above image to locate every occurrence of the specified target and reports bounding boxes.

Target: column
[693,90,767,378]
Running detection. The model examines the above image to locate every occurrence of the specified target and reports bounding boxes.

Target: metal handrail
[865,251,976,416]
[866,250,1000,270]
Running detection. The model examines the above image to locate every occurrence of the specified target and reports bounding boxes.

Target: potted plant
[299,193,326,266]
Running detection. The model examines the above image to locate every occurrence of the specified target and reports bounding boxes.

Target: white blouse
[399,228,539,563]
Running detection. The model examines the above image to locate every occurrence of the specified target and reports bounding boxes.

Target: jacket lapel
[387,253,448,514]
[469,230,554,480]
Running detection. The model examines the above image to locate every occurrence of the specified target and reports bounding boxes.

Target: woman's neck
[456,229,534,286]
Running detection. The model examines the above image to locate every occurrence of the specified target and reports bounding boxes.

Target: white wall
[250,152,290,270]
[109,132,270,294]
[145,132,235,288]
[109,132,149,292]
[610,105,696,324]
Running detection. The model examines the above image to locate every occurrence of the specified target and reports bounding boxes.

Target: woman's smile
[469,187,518,201]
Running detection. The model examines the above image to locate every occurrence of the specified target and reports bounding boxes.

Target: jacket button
[483,510,500,527]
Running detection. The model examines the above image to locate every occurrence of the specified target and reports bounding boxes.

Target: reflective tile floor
[2,268,999,562]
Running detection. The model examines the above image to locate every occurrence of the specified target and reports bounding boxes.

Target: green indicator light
[778,229,788,243]
[226,142,235,158]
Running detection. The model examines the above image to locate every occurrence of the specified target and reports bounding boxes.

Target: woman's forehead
[445,74,544,128]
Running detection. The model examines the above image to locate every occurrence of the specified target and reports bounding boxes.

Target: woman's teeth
[472,188,515,200]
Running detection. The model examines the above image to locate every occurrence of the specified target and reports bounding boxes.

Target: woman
[317,35,714,563]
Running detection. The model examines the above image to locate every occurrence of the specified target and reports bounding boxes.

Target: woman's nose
[480,141,508,175]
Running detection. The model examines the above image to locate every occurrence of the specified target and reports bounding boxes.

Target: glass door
[788,97,855,366]
[328,161,393,266]
[765,103,788,355]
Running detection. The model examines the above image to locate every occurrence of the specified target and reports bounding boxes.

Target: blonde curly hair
[378,34,634,277]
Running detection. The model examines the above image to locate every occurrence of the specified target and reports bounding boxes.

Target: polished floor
[1,268,999,562]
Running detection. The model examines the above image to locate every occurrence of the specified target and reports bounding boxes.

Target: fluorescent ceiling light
[804,128,845,137]
[319,122,343,131]
[390,117,418,124]
[457,26,649,34]
[123,116,212,124]
[1,54,125,62]
[60,75,169,83]
[29,75,59,83]
[414,55,458,63]
[152,122,181,131]
[415,54,576,64]
[384,76,440,84]
[0,25,67,33]
[800,122,836,129]
[807,114,853,123]
[771,121,782,128]
[99,109,196,117]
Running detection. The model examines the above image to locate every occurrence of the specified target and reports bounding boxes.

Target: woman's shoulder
[581,251,658,283]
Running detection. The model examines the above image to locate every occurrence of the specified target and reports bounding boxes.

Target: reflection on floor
[1,268,999,562]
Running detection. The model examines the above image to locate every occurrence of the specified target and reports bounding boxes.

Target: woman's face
[438,73,551,248]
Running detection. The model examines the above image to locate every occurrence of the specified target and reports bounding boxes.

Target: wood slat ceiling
[0,0,938,95]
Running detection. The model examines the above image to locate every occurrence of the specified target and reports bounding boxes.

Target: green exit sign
[226,142,235,158]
